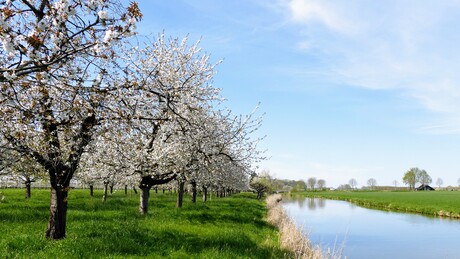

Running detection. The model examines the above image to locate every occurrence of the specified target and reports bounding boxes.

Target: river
[283,197,460,259]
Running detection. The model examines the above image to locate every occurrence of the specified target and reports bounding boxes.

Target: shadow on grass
[1,190,288,258]
[64,224,279,258]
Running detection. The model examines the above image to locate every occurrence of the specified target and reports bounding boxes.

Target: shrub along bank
[299,191,460,218]
[0,189,292,258]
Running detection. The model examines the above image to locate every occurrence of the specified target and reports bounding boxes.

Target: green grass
[0,189,290,258]
[297,190,460,217]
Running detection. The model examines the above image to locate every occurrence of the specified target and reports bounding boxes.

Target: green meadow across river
[0,189,291,258]
[297,190,460,218]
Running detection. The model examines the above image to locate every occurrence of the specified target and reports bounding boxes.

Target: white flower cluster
[87,0,108,10]
[103,28,119,44]
[1,1,263,206]
[1,36,15,56]
[2,71,17,81]
[53,0,76,16]
[98,10,108,20]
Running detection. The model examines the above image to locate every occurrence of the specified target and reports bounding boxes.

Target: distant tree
[392,180,399,189]
[403,167,432,190]
[458,178,460,187]
[367,178,377,190]
[0,149,44,198]
[417,170,432,185]
[317,179,326,190]
[338,184,352,190]
[307,177,317,191]
[270,179,285,191]
[293,180,307,192]
[349,178,357,189]
[436,178,443,188]
[249,170,273,199]
[403,168,418,190]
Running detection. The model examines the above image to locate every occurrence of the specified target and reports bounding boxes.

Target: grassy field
[297,190,460,217]
[0,189,290,258]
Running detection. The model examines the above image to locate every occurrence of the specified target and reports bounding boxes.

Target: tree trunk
[125,185,128,195]
[25,182,31,198]
[191,181,197,203]
[137,174,177,214]
[45,185,69,239]
[102,182,108,202]
[89,185,94,197]
[139,187,150,215]
[109,184,114,194]
[133,186,138,194]
[176,181,185,208]
[202,186,208,202]
[162,188,165,193]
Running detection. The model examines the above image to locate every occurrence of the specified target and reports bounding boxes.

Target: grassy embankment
[0,189,292,258]
[298,190,460,218]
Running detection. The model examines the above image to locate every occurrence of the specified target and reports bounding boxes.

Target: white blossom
[2,71,17,80]
[98,10,108,20]
[103,29,118,43]
[1,37,15,55]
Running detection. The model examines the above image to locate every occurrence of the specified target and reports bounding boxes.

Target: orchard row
[0,0,264,239]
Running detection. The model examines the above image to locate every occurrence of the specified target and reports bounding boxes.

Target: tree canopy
[1,0,265,239]
[403,167,432,190]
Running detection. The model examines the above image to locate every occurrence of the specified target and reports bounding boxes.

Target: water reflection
[317,198,325,208]
[285,196,327,210]
[283,197,460,259]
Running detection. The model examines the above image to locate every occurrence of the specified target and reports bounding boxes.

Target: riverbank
[266,194,323,259]
[296,190,460,218]
[0,189,289,258]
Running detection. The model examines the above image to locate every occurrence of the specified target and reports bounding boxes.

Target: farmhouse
[416,184,435,191]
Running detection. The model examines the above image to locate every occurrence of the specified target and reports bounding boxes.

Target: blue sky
[133,0,460,188]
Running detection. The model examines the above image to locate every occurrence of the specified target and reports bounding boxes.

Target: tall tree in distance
[403,168,418,190]
[417,169,432,186]
[348,178,357,189]
[367,178,377,190]
[317,179,326,190]
[307,177,317,191]
[436,178,443,188]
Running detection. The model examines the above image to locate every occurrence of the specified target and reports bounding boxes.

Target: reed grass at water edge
[266,194,329,259]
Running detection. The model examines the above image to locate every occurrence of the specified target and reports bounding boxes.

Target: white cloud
[285,0,351,33]
[281,0,460,134]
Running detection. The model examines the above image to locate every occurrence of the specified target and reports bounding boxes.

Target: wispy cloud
[280,0,460,134]
[285,0,352,33]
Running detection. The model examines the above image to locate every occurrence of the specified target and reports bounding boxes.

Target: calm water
[283,197,460,259]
